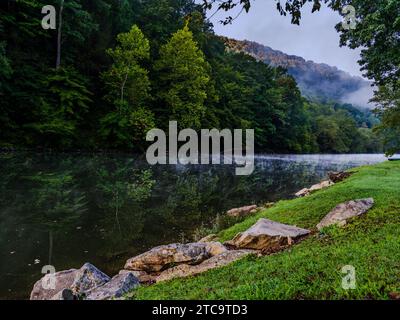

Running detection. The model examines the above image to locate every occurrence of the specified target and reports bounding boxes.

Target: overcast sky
[208,0,364,78]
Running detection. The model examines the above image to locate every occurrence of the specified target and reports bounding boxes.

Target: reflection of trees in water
[0,153,333,260]
[26,171,87,265]
[90,160,155,255]
[0,154,87,262]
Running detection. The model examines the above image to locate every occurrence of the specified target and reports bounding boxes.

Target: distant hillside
[223,37,374,108]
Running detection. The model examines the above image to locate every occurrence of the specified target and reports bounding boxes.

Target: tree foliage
[155,23,211,129]
[100,25,154,148]
[0,0,384,153]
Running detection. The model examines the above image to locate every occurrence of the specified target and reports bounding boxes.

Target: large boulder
[156,250,255,283]
[227,205,258,218]
[225,218,311,251]
[317,198,374,230]
[86,273,139,300]
[30,269,77,300]
[30,263,135,300]
[71,263,110,296]
[328,171,353,183]
[124,242,227,273]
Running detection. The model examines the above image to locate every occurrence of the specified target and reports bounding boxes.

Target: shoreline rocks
[328,171,353,183]
[119,270,155,283]
[124,242,227,273]
[225,218,311,251]
[317,198,374,230]
[156,250,255,283]
[30,269,77,300]
[86,272,139,300]
[30,263,140,301]
[295,180,334,197]
[226,205,259,218]
[295,171,353,198]
[70,263,110,296]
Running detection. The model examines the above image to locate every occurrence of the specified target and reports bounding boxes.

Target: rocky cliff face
[223,37,373,108]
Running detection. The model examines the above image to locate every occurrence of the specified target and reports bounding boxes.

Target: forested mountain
[0,0,382,153]
[224,38,374,108]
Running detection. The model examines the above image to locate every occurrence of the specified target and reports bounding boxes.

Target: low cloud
[340,83,376,109]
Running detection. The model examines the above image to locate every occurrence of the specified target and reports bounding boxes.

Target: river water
[0,152,387,299]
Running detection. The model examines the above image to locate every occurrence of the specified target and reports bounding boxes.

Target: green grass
[128,161,400,300]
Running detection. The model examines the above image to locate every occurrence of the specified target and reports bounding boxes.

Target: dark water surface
[0,152,386,299]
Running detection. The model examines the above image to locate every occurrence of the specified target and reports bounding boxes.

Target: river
[0,152,387,299]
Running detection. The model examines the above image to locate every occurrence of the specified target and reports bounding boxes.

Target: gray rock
[86,273,139,300]
[227,205,258,217]
[124,242,223,273]
[118,270,155,283]
[226,218,311,251]
[156,250,255,283]
[30,263,114,300]
[71,263,111,295]
[30,269,77,300]
[50,288,76,300]
[295,180,334,197]
[317,198,374,230]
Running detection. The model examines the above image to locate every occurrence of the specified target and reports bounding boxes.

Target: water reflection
[0,152,386,299]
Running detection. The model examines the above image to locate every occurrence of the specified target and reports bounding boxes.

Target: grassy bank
[129,161,400,300]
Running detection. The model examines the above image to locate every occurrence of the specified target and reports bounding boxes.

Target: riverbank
[128,161,400,300]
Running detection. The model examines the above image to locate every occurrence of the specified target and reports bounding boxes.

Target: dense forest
[0,0,387,153]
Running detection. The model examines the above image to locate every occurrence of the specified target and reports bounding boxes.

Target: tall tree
[155,23,211,129]
[100,25,155,149]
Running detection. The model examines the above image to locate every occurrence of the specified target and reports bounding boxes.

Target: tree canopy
[0,0,384,154]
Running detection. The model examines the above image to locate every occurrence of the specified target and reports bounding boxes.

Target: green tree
[373,80,400,155]
[27,67,93,148]
[100,25,155,149]
[355,127,383,153]
[137,0,203,54]
[155,23,211,129]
